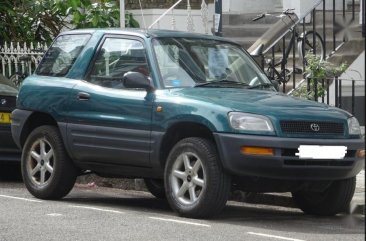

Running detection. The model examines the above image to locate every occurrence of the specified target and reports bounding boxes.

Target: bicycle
[9,55,31,88]
[249,9,325,84]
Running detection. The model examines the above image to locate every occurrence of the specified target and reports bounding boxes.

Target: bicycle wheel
[298,31,325,63]
[9,73,22,88]
[266,65,291,84]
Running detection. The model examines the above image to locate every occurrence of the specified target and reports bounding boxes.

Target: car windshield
[152,37,273,90]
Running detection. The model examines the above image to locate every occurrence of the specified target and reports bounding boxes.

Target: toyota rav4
[12,29,364,218]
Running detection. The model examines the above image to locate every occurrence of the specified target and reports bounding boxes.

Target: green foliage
[291,54,348,100]
[0,0,140,44]
[56,0,120,29]
[0,0,66,43]
[125,12,140,28]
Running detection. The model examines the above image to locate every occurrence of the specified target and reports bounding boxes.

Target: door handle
[77,92,90,101]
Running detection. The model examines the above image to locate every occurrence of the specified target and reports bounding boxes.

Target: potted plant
[291,54,347,100]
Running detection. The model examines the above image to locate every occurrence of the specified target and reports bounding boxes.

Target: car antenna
[138,0,147,30]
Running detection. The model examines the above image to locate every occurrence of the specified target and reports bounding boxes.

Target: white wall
[335,51,365,128]
[283,0,354,19]
[327,51,365,108]
[223,0,282,13]
[361,0,364,24]
[129,3,214,35]
[283,0,317,19]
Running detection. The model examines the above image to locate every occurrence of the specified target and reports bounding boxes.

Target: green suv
[11,29,364,218]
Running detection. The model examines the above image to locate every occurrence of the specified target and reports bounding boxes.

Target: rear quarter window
[36,34,91,77]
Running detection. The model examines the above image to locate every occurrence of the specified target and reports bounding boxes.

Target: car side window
[36,34,91,77]
[88,38,150,89]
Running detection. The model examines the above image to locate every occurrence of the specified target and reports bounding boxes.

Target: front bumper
[214,133,364,180]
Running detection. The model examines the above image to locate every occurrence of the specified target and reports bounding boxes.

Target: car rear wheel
[165,137,231,219]
[22,125,77,199]
[292,177,356,216]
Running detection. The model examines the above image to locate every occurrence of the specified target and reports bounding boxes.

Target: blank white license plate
[296,145,347,159]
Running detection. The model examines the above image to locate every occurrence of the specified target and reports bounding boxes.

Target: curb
[347,203,365,215]
[230,191,365,215]
[77,175,365,215]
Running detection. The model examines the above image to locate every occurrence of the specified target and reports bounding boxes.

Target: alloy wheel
[170,152,206,205]
[26,138,54,186]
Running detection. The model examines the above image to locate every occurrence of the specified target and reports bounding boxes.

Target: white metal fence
[146,0,210,34]
[0,42,47,78]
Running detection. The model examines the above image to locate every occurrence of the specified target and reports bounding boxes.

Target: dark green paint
[18,29,357,139]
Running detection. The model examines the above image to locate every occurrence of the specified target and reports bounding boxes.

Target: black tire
[21,125,77,200]
[144,178,166,199]
[292,177,356,216]
[164,137,231,219]
[298,31,325,63]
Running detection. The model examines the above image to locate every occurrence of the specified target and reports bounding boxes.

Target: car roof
[59,28,239,45]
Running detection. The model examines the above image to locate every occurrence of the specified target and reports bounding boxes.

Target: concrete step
[223,10,360,26]
[224,20,363,55]
[222,24,274,38]
[311,10,360,25]
[348,1,361,12]
[224,22,363,44]
[229,36,260,49]
[231,34,352,55]
[327,38,366,65]
[222,12,281,25]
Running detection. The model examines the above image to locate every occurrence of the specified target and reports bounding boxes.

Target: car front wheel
[22,125,77,199]
[165,137,231,219]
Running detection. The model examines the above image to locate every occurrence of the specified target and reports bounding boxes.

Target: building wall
[222,0,282,13]
[129,3,215,34]
[126,0,214,10]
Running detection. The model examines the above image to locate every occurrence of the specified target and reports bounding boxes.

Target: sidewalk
[351,169,365,215]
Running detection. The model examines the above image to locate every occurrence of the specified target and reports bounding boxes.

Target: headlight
[228,112,274,132]
[348,116,361,135]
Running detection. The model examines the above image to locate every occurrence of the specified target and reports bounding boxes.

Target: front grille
[280,121,344,135]
[284,159,354,167]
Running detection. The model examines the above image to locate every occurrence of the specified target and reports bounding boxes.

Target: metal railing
[0,42,47,78]
[363,0,365,37]
[148,0,209,34]
[290,76,365,125]
[251,0,362,92]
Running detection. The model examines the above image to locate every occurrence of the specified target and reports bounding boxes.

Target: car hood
[168,88,351,121]
[0,75,18,96]
[0,83,18,96]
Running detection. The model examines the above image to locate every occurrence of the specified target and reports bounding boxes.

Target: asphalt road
[0,177,364,241]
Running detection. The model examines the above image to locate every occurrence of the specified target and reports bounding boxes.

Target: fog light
[240,146,274,156]
[357,149,365,159]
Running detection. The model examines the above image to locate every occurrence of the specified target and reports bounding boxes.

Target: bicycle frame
[248,13,300,56]
[266,29,299,81]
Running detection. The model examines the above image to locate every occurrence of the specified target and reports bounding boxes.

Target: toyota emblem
[310,123,320,132]
[0,99,6,105]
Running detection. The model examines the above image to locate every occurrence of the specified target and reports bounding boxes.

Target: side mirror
[269,79,280,91]
[123,71,154,91]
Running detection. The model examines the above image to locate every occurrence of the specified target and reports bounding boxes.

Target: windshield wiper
[247,83,274,89]
[195,80,250,87]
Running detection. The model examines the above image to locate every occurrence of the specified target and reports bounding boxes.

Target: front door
[67,36,154,167]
